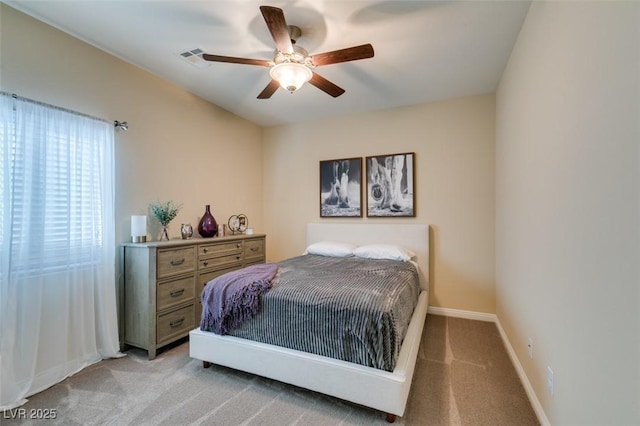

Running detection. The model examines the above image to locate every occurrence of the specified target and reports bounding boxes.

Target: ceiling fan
[202,5,375,99]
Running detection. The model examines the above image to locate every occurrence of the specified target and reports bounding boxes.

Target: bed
[189,223,429,422]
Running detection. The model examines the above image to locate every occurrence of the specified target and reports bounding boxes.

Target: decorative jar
[181,223,193,239]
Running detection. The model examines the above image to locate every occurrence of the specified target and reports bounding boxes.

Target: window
[0,94,113,277]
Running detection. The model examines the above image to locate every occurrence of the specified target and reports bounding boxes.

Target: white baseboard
[427,306,496,322]
[494,317,550,426]
[427,306,550,426]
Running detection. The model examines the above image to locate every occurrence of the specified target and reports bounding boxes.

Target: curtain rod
[1,91,120,126]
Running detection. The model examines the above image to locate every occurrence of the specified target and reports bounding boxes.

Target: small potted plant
[149,200,182,241]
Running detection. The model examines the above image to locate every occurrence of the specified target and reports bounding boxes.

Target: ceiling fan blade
[202,54,270,67]
[260,6,294,54]
[257,79,281,99]
[309,73,345,98]
[310,44,374,66]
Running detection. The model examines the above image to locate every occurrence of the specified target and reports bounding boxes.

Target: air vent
[179,48,210,68]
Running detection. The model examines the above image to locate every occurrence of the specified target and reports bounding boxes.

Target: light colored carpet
[2,315,539,425]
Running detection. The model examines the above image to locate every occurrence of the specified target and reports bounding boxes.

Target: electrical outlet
[527,338,533,358]
[547,366,554,395]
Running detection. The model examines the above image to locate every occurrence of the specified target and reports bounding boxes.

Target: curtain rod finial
[114,120,128,131]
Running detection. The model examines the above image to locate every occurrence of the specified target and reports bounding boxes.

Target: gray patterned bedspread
[222,254,420,371]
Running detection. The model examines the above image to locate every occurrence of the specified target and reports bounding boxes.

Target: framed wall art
[366,152,415,217]
[319,157,362,217]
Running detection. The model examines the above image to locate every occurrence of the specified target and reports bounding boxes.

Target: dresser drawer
[244,238,265,261]
[199,253,242,271]
[199,241,243,259]
[157,247,196,279]
[157,275,195,311]
[157,304,194,345]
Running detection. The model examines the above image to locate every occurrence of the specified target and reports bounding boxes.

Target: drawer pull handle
[170,317,185,328]
[236,255,241,260]
[170,258,185,266]
[203,261,209,267]
[203,248,208,253]
[236,244,241,248]
[250,247,259,252]
[169,289,185,297]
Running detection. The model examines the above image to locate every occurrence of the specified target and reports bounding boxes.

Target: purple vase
[198,205,218,238]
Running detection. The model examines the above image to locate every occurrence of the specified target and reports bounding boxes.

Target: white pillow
[353,244,416,262]
[304,241,357,257]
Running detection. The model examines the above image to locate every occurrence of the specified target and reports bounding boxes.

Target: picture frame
[365,152,415,217]
[319,157,362,217]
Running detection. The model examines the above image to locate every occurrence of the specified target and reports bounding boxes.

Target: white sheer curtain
[0,93,121,410]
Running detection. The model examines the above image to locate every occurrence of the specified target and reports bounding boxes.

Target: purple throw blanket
[200,263,278,335]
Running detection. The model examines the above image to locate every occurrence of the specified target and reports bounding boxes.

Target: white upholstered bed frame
[189,223,429,421]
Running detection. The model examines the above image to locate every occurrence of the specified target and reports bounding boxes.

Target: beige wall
[496,2,639,424]
[263,94,496,313]
[0,4,264,246]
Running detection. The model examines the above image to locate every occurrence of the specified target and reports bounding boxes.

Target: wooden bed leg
[385,413,396,423]
[202,361,211,368]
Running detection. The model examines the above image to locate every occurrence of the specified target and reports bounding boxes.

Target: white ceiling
[6,0,531,127]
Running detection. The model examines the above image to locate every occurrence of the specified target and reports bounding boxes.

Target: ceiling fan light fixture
[269,62,312,93]
[202,6,373,99]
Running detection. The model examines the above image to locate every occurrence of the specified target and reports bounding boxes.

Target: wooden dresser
[121,234,266,359]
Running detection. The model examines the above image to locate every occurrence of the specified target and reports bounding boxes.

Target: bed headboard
[306,223,429,291]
